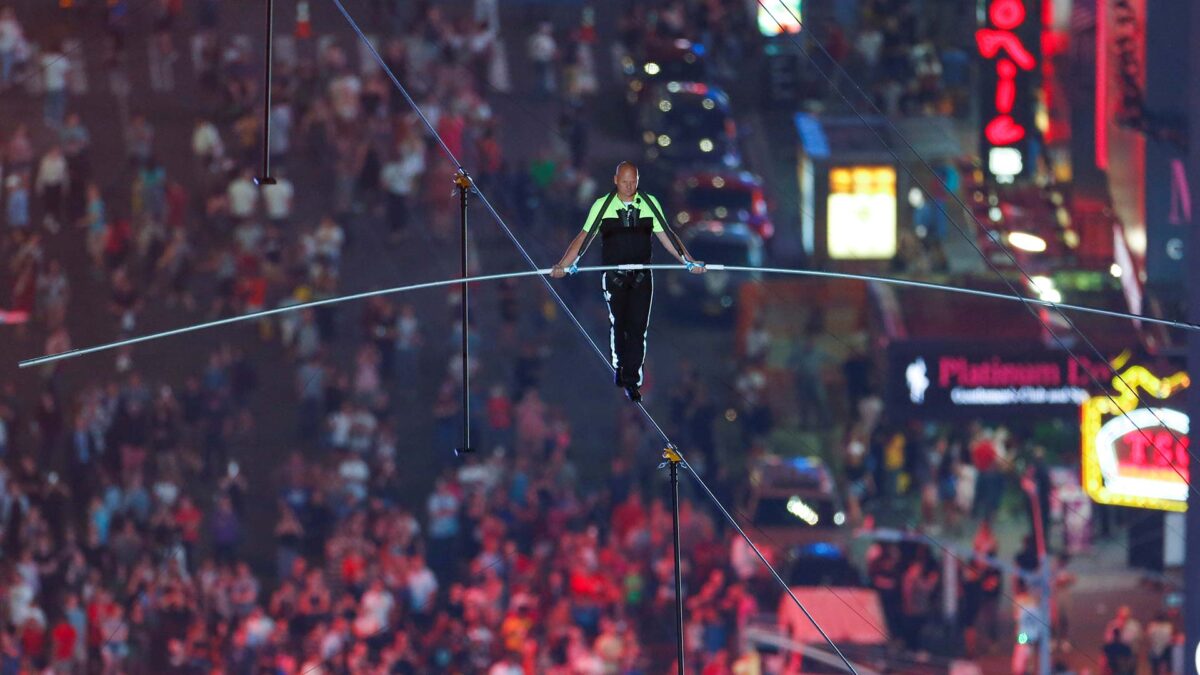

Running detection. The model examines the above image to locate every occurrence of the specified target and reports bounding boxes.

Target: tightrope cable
[21,264,1191,369]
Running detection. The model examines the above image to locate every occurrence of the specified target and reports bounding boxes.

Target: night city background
[1,0,1199,673]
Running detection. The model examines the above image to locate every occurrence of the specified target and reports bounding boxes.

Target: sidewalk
[859,493,1171,674]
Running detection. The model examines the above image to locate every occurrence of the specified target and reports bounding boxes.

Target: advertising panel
[827,165,897,260]
[887,341,1111,418]
[1081,363,1189,512]
[977,0,1042,183]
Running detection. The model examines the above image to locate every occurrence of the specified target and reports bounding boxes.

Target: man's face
[614,166,638,200]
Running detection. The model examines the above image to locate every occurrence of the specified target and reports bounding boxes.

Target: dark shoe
[624,385,642,402]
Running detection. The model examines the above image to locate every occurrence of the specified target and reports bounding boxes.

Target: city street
[0,0,1190,672]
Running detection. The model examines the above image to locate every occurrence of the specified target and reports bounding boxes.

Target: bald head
[614,162,639,200]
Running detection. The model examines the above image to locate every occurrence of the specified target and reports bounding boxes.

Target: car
[639,82,740,169]
[671,170,773,240]
[664,220,763,320]
[785,541,862,587]
[622,38,708,107]
[743,454,849,548]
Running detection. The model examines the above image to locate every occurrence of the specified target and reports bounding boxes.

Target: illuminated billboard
[886,341,1111,418]
[826,166,896,260]
[976,0,1041,183]
[1081,363,1189,512]
[757,0,801,37]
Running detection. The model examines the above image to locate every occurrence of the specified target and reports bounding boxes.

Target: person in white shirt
[527,22,557,96]
[329,72,361,122]
[226,167,258,221]
[191,117,224,173]
[380,140,424,241]
[0,7,26,87]
[35,146,69,232]
[268,102,292,167]
[405,554,438,615]
[360,579,394,629]
[41,43,70,128]
[261,169,294,227]
[314,216,345,269]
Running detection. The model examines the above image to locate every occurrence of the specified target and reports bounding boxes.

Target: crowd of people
[807,0,973,119]
[0,0,1185,673]
[0,1,798,673]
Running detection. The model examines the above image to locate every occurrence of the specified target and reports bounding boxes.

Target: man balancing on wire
[551,161,706,403]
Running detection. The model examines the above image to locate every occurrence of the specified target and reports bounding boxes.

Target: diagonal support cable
[323,2,858,669]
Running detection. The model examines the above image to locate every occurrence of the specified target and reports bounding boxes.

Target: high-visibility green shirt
[581,193,666,233]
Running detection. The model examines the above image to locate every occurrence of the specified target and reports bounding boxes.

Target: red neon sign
[1121,428,1190,477]
[976,0,1038,148]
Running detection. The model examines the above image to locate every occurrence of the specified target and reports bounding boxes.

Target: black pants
[603,270,652,387]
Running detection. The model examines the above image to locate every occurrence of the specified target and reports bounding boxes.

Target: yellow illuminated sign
[827,166,897,260]
[1081,361,1190,512]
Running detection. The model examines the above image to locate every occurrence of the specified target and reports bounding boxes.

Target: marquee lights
[1081,364,1190,512]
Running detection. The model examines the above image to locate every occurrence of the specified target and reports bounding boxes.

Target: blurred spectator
[39,42,69,129]
[35,146,68,233]
[380,136,424,242]
[0,7,25,87]
[528,22,558,97]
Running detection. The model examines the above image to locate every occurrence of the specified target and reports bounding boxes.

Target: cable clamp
[659,444,683,468]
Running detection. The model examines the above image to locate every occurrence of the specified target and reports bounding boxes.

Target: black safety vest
[583,194,654,265]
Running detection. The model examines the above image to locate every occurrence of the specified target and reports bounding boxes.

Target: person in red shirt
[341,547,366,594]
[970,428,1003,520]
[165,180,188,229]
[485,384,513,448]
[18,616,46,667]
[50,616,77,671]
[174,496,202,569]
[610,491,645,547]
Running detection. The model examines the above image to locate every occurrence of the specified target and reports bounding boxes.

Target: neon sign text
[977,0,1038,181]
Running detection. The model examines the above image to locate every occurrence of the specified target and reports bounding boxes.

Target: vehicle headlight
[1006,231,1047,253]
